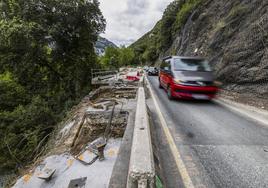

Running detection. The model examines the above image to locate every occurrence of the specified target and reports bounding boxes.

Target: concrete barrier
[127,87,155,188]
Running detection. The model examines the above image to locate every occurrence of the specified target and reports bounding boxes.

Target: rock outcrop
[132,0,268,99]
[95,37,117,56]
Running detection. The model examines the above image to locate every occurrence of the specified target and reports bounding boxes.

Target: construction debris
[68,177,87,188]
[13,139,122,188]
[91,68,142,86]
[75,149,98,165]
[37,167,56,181]
[95,138,107,161]
[12,68,143,188]
[126,71,141,81]
[71,111,127,155]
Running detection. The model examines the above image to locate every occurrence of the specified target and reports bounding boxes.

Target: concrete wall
[127,87,155,188]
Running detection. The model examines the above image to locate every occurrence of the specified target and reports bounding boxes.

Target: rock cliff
[131,0,268,98]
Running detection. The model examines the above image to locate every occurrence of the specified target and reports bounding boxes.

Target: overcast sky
[99,0,173,46]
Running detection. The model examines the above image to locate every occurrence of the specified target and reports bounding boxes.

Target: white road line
[145,76,195,188]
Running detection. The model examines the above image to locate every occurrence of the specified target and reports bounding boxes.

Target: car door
[161,60,171,88]
[165,60,172,87]
[159,60,166,86]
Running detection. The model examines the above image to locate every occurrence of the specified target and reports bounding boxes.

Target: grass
[212,4,249,35]
[225,5,249,22]
[213,20,227,33]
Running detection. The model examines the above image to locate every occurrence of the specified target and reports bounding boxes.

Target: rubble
[37,167,56,181]
[11,68,143,188]
[68,177,87,188]
[71,111,128,155]
[13,139,122,188]
[75,149,98,165]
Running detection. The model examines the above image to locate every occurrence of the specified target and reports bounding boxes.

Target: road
[147,76,268,188]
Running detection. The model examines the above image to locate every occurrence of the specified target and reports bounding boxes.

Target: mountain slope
[95,37,117,56]
[131,0,268,98]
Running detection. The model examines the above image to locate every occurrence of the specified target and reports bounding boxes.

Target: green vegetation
[212,4,249,40]
[225,4,249,22]
[172,0,203,35]
[160,0,182,51]
[100,46,137,68]
[130,21,162,65]
[0,0,105,171]
[130,0,204,65]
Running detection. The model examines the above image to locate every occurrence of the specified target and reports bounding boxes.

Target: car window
[174,58,212,72]
[160,61,165,69]
[161,60,171,71]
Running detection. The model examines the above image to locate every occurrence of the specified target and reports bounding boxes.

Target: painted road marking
[145,76,195,188]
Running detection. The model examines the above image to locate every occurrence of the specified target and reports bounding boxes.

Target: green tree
[0,0,105,170]
[100,47,120,68]
[160,0,182,50]
[100,46,136,68]
[119,47,135,66]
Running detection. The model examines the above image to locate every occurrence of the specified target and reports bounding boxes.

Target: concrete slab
[68,177,87,188]
[13,139,122,188]
[37,167,56,181]
[75,150,98,165]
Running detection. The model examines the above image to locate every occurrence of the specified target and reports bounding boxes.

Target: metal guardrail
[91,69,118,85]
[127,87,155,188]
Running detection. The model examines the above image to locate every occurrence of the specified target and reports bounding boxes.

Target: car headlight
[174,79,182,84]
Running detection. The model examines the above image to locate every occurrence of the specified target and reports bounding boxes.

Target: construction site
[10,68,158,188]
[3,65,268,188]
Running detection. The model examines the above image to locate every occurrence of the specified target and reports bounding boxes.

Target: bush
[0,97,57,170]
[0,72,29,111]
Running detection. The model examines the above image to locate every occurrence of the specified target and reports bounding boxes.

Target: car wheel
[167,86,174,100]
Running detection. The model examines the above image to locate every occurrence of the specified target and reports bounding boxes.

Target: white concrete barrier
[127,87,155,188]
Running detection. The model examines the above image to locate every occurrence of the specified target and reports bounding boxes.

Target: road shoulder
[214,97,268,126]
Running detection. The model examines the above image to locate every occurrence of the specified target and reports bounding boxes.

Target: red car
[159,56,219,100]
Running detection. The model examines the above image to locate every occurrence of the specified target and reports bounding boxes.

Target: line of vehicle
[145,76,195,188]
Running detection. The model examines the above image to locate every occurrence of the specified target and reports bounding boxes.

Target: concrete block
[127,87,155,188]
[37,167,56,181]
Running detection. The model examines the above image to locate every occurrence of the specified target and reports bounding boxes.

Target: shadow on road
[172,98,215,105]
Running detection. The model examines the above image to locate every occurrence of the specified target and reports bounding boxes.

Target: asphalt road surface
[147,76,268,188]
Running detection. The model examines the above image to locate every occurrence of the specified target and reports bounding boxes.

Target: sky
[98,0,173,46]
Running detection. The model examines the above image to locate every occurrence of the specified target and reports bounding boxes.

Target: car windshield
[174,58,212,72]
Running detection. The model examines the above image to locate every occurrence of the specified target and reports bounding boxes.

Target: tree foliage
[0,0,105,171]
[100,46,137,68]
[130,0,204,64]
[160,0,182,50]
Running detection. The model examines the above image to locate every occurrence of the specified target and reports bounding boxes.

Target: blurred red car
[159,56,219,100]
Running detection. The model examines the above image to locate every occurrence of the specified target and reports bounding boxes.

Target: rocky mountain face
[132,0,268,99]
[95,37,117,56]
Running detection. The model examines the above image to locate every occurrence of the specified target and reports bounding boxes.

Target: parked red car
[159,56,218,100]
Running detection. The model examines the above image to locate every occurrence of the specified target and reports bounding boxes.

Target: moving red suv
[159,56,218,100]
